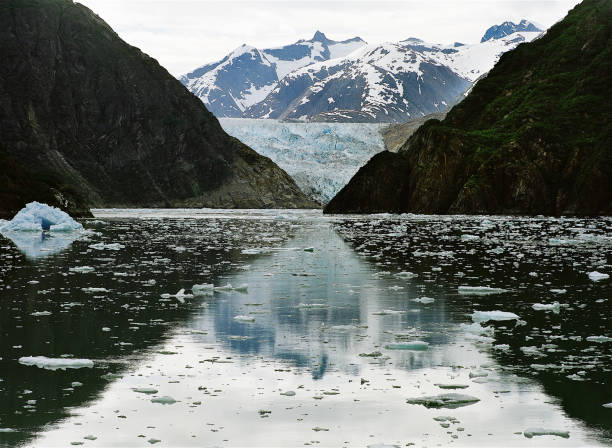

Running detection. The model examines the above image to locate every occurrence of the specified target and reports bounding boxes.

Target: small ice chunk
[412,297,435,304]
[602,403,612,408]
[69,266,94,273]
[160,289,192,303]
[192,283,214,296]
[532,302,561,313]
[461,234,479,241]
[82,287,108,293]
[89,242,125,250]
[396,271,418,279]
[280,391,296,396]
[151,396,177,405]
[406,393,480,409]
[233,284,248,292]
[233,315,255,323]
[586,335,612,343]
[214,284,233,291]
[550,289,567,294]
[588,271,609,281]
[30,311,52,317]
[0,202,83,232]
[523,428,570,439]
[460,322,494,336]
[472,310,519,322]
[19,356,93,370]
[459,286,508,295]
[133,387,158,394]
[385,341,429,351]
[241,248,262,255]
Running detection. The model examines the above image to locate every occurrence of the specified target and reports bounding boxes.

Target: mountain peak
[481,19,542,43]
[312,30,329,42]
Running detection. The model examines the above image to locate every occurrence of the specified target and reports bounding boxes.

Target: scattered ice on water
[459,286,508,295]
[89,242,125,250]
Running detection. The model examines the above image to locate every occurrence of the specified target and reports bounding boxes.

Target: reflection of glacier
[188,223,455,378]
[0,230,82,259]
[219,119,386,204]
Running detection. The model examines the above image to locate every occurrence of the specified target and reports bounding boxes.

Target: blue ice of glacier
[0,202,83,232]
[0,202,84,258]
[220,119,387,204]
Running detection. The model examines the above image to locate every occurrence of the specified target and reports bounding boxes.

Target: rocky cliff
[325,0,612,216]
[0,0,316,218]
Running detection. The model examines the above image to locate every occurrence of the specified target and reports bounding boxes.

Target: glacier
[220,119,386,204]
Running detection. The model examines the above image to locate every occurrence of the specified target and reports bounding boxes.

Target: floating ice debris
[0,429,17,433]
[241,248,262,255]
[603,403,612,408]
[359,351,382,358]
[406,393,480,409]
[460,322,494,336]
[214,284,233,291]
[148,439,161,444]
[532,302,561,313]
[461,234,479,241]
[412,297,435,304]
[133,387,158,394]
[101,327,111,332]
[233,283,249,292]
[435,384,469,390]
[233,315,255,323]
[396,271,418,279]
[550,289,567,294]
[588,271,609,281]
[82,287,109,293]
[160,289,193,303]
[280,391,296,396]
[586,335,612,343]
[89,242,125,250]
[312,427,329,432]
[0,202,83,232]
[83,435,97,441]
[472,310,519,323]
[458,286,508,295]
[192,283,214,296]
[19,356,93,370]
[69,266,94,273]
[523,428,570,439]
[151,396,177,405]
[297,303,328,309]
[385,341,429,351]
[30,311,52,317]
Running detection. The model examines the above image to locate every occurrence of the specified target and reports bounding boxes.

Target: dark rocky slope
[0,0,316,218]
[325,0,612,215]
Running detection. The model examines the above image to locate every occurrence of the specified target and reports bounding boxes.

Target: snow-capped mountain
[480,19,542,42]
[180,32,366,117]
[183,21,542,122]
[243,28,542,122]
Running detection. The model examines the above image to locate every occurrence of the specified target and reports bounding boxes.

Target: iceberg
[523,428,570,439]
[472,310,520,322]
[0,202,82,232]
[18,356,94,370]
[406,393,480,409]
[0,202,84,258]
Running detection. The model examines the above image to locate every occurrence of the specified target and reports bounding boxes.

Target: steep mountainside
[180,32,366,118]
[0,0,316,217]
[381,113,447,152]
[325,0,611,215]
[243,27,541,123]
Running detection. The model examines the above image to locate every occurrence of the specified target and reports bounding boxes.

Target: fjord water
[0,210,610,447]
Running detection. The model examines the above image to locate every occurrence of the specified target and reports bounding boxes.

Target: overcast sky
[78,0,581,77]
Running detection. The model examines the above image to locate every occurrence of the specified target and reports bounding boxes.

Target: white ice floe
[30,311,52,317]
[460,322,494,336]
[396,271,418,279]
[18,356,94,370]
[412,297,435,304]
[0,202,83,232]
[192,283,214,296]
[603,403,612,408]
[458,286,508,295]
[233,315,255,323]
[132,387,158,394]
[585,335,612,343]
[150,396,177,404]
[160,289,193,303]
[89,242,125,251]
[472,310,520,323]
[523,428,570,439]
[385,341,429,351]
[69,266,94,273]
[532,302,561,313]
[588,271,609,281]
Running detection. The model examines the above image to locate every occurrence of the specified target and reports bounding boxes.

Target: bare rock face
[326,0,612,216]
[0,0,316,217]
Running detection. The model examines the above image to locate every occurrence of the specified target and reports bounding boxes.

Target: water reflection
[0,211,610,447]
[0,230,83,259]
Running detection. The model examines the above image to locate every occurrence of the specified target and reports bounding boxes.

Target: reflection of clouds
[0,230,82,259]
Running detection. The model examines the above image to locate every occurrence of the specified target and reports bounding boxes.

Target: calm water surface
[0,209,610,447]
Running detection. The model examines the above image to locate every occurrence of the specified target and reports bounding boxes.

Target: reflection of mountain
[0,216,300,447]
[190,224,455,378]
